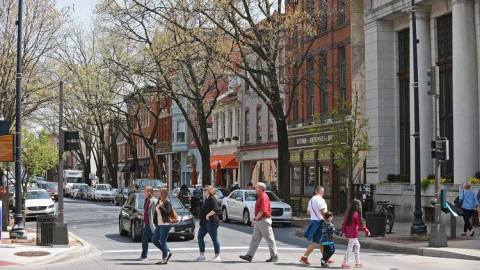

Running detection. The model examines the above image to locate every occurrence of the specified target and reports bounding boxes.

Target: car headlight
[48,204,54,208]
[284,208,292,212]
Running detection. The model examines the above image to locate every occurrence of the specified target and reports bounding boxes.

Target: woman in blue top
[459,182,478,236]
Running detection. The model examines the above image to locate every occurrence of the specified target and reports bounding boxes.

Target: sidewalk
[294,215,480,261]
[0,227,99,267]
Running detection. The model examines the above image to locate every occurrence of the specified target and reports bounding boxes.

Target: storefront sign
[0,135,14,162]
[289,133,331,148]
[290,151,301,163]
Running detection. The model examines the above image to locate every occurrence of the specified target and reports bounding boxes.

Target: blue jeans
[141,224,153,258]
[152,225,171,259]
[198,222,220,254]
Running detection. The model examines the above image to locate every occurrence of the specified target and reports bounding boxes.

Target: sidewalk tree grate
[14,251,50,257]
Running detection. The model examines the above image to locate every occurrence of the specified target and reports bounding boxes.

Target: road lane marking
[103,246,307,254]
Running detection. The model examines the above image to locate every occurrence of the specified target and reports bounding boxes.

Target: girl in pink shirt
[341,199,370,269]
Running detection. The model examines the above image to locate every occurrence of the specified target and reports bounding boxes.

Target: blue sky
[56,0,96,25]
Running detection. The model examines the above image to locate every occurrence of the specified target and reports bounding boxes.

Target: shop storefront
[210,154,238,188]
[238,143,278,191]
[288,129,345,214]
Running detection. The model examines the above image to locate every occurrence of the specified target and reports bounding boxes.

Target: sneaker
[341,264,351,269]
[461,233,467,236]
[196,255,206,261]
[299,256,310,265]
[155,259,167,265]
[355,263,363,268]
[321,260,328,267]
[239,255,252,262]
[211,256,222,262]
[266,255,278,263]
[137,257,148,261]
[166,252,173,262]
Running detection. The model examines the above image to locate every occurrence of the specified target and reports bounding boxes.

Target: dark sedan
[190,188,224,217]
[119,193,195,242]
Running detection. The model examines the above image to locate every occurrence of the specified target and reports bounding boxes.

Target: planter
[218,138,224,143]
[232,136,239,141]
[225,138,231,142]
[210,139,217,144]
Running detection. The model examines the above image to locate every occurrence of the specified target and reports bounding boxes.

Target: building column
[409,9,433,184]
[453,0,479,184]
[475,0,480,163]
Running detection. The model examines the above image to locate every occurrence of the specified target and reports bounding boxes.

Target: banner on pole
[0,135,14,162]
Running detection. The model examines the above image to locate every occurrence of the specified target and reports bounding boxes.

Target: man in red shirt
[240,182,278,263]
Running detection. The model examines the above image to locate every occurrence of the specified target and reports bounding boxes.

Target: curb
[295,229,480,261]
[33,232,101,265]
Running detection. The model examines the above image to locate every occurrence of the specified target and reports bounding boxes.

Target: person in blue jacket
[459,182,478,236]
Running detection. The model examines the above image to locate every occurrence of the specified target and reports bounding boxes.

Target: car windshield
[169,196,184,210]
[244,191,280,202]
[216,190,224,199]
[45,183,58,190]
[96,185,111,191]
[66,177,83,184]
[150,179,164,187]
[26,191,50,200]
[136,194,145,209]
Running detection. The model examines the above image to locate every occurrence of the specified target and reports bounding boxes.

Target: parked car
[119,193,195,242]
[43,182,59,201]
[76,185,90,200]
[86,186,96,200]
[72,184,89,199]
[92,184,115,202]
[190,187,224,217]
[221,189,292,226]
[25,189,55,220]
[115,188,129,206]
[132,178,166,191]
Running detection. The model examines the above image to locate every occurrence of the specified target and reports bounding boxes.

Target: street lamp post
[410,0,427,236]
[10,0,27,239]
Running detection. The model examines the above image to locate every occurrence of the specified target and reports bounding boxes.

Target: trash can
[365,212,386,237]
[36,215,57,246]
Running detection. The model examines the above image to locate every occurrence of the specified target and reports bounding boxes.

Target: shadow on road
[105,234,135,243]
[275,263,339,269]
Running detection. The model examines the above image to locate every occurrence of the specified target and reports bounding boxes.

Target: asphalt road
[22,198,480,270]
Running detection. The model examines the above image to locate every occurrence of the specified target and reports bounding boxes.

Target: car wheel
[243,209,251,226]
[119,218,128,236]
[185,233,195,241]
[222,207,230,223]
[131,221,140,242]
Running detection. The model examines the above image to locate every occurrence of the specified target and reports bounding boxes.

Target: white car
[221,189,292,226]
[71,183,89,199]
[25,189,55,219]
[92,184,115,202]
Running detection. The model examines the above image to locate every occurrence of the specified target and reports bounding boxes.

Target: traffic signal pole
[58,81,64,223]
[10,0,26,239]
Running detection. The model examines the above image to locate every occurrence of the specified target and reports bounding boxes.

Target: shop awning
[210,155,238,169]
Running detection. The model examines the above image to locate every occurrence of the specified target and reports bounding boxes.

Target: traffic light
[427,66,437,96]
[431,138,449,161]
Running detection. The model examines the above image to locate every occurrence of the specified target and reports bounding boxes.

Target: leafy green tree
[22,129,58,191]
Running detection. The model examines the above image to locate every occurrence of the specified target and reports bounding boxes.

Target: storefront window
[304,166,316,195]
[291,166,302,195]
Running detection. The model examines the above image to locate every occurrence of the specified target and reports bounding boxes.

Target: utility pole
[58,82,64,223]
[410,0,427,236]
[10,0,26,239]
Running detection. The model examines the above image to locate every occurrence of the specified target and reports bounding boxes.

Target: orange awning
[210,155,238,169]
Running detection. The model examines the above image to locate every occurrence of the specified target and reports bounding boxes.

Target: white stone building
[365,0,480,220]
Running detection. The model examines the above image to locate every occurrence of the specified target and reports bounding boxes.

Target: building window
[291,166,302,195]
[245,109,250,143]
[214,115,218,139]
[292,98,299,122]
[306,57,315,117]
[222,112,226,139]
[176,120,185,143]
[237,108,240,137]
[256,106,262,142]
[337,0,346,26]
[398,28,410,180]
[337,46,346,105]
[319,0,328,33]
[229,110,233,138]
[437,14,453,179]
[320,52,328,114]
[268,113,274,141]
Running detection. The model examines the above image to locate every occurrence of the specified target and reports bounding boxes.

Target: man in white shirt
[299,186,327,265]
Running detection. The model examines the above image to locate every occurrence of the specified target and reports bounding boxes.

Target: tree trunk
[198,117,212,186]
[275,117,290,202]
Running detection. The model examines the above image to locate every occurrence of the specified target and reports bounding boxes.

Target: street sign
[64,131,80,151]
[0,135,14,162]
[0,121,9,135]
